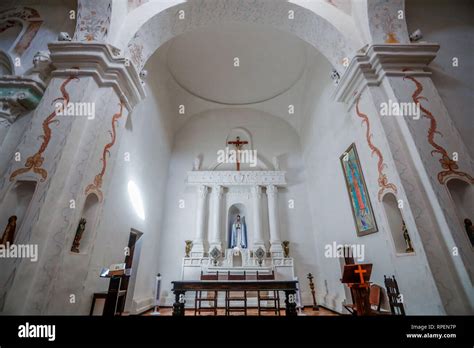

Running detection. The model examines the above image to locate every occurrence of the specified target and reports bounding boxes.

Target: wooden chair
[257,270,280,316]
[344,283,387,316]
[384,275,405,315]
[194,271,218,316]
[225,271,247,316]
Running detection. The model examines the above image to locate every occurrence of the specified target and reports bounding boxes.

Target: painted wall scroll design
[75,1,112,42]
[0,7,43,56]
[85,102,124,202]
[403,71,474,184]
[355,95,398,201]
[10,74,79,182]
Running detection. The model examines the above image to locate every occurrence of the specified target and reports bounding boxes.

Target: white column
[192,185,208,256]
[209,185,224,251]
[251,185,265,250]
[267,185,283,254]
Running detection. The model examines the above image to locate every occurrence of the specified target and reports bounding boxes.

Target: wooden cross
[354,264,367,284]
[227,136,248,171]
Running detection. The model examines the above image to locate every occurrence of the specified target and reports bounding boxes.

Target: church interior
[0,0,473,321]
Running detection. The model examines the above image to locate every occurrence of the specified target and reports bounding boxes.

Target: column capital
[212,185,224,197]
[266,184,278,196]
[251,185,262,198]
[48,42,146,111]
[333,43,440,105]
[197,185,209,198]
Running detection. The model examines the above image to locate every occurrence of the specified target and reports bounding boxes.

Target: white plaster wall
[157,108,318,305]
[299,58,445,314]
[76,75,174,315]
[406,0,474,157]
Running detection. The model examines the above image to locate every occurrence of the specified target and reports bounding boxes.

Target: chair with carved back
[344,283,385,316]
[194,271,218,316]
[257,270,280,316]
[384,275,405,315]
[225,271,247,316]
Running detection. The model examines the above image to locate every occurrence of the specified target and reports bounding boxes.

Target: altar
[181,170,296,294]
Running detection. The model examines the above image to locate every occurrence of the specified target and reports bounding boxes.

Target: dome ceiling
[166,23,308,105]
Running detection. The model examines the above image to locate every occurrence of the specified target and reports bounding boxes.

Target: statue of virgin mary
[229,215,248,249]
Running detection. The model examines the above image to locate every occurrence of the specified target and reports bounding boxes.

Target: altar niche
[446,178,474,248]
[0,180,37,243]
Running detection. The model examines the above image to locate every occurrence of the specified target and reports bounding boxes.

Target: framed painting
[340,143,378,236]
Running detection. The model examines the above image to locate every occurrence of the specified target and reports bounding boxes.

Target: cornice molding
[48,42,146,111]
[187,171,286,187]
[333,44,440,105]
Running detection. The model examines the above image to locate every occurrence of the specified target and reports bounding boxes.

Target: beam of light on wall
[128,180,145,220]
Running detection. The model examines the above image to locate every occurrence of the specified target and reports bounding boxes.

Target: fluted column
[251,185,265,250]
[267,185,283,254]
[192,185,209,256]
[209,185,224,251]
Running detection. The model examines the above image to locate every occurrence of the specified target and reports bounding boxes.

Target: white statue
[58,32,72,41]
[33,51,51,69]
[272,156,280,170]
[229,215,248,249]
[193,156,201,171]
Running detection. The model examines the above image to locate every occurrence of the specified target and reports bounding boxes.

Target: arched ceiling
[166,23,307,105]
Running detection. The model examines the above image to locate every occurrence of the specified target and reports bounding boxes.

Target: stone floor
[143,306,339,316]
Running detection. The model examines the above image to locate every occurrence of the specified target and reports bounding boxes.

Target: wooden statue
[402,221,414,253]
[1,215,17,246]
[71,218,86,253]
[185,240,193,257]
[282,240,290,258]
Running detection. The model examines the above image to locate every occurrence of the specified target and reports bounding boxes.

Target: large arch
[119,0,358,73]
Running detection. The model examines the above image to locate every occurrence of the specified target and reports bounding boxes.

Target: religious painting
[340,143,378,236]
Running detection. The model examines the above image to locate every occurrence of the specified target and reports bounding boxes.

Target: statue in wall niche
[185,240,193,257]
[402,221,414,253]
[282,240,290,258]
[71,218,87,253]
[229,215,248,250]
[464,218,474,247]
[0,215,17,246]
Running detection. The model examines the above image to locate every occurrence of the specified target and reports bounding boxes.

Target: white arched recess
[116,0,359,74]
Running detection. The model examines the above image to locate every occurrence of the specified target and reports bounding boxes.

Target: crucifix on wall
[227,136,248,171]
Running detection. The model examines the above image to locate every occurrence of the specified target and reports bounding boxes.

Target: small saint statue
[71,218,86,253]
[402,220,414,253]
[1,215,17,246]
[230,215,247,249]
[464,218,474,247]
[185,240,193,257]
[282,240,290,258]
